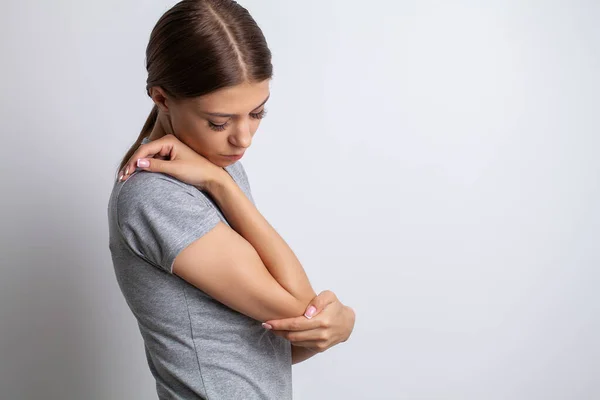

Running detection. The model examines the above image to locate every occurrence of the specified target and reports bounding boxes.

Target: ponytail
[116,104,158,177]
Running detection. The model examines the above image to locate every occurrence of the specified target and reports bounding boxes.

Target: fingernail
[262,323,272,330]
[304,306,316,319]
[118,174,124,182]
[137,159,149,168]
[125,166,129,175]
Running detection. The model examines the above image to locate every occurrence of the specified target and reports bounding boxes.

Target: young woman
[108,1,355,398]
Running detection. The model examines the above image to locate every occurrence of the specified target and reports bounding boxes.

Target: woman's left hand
[263,290,355,353]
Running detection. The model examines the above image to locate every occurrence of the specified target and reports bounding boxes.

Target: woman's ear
[149,86,171,114]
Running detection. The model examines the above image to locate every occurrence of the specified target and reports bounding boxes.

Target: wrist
[291,344,319,364]
[205,169,233,194]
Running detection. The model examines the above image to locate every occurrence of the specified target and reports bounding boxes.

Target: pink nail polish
[304,306,316,319]
[137,158,149,168]
[262,323,272,330]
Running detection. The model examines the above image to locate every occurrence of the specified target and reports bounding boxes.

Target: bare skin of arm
[269,292,356,365]
[292,345,318,364]
[118,136,343,348]
[204,172,317,305]
[171,167,317,323]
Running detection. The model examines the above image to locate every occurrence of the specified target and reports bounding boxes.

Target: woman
[108,1,355,398]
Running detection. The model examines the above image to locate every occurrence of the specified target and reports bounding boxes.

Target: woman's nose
[229,122,252,149]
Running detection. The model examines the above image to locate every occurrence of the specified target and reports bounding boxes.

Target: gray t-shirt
[107,137,292,399]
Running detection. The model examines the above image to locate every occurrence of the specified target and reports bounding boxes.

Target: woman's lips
[222,153,244,160]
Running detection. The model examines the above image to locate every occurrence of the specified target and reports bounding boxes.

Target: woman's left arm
[291,344,318,364]
[263,290,356,364]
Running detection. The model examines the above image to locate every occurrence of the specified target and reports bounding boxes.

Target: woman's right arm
[172,171,317,323]
[117,135,318,323]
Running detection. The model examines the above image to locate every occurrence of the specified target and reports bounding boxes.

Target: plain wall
[1,0,598,399]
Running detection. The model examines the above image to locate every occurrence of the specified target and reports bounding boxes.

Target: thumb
[136,157,172,174]
[304,290,337,319]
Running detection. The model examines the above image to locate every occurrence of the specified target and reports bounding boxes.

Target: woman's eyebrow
[204,94,270,117]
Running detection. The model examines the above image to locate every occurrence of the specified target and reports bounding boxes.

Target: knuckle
[316,342,328,352]
[322,290,337,301]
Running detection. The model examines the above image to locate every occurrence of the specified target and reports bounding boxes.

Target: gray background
[1,0,598,399]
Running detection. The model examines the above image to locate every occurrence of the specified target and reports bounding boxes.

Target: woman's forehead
[189,80,271,114]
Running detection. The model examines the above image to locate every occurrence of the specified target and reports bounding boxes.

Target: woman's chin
[211,159,235,168]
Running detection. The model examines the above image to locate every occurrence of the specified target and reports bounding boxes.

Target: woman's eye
[250,109,268,119]
[208,120,229,131]
[208,109,267,132]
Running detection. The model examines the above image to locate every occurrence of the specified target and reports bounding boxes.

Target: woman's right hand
[117,134,227,191]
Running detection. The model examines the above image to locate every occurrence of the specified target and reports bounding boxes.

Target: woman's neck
[148,112,174,141]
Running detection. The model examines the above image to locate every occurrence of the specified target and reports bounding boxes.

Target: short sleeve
[116,171,221,274]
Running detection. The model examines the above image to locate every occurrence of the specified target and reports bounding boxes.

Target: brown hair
[116,0,273,175]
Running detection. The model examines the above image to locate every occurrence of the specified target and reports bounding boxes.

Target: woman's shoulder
[117,169,194,197]
[111,170,212,214]
[110,169,219,228]
[226,160,251,186]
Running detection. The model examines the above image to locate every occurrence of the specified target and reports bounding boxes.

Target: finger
[135,157,173,175]
[153,152,171,160]
[283,328,325,343]
[264,315,322,332]
[291,341,326,352]
[124,140,173,178]
[268,329,287,338]
[304,290,338,319]
[119,136,175,181]
[269,327,323,343]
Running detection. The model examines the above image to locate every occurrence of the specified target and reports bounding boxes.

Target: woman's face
[153,79,271,167]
